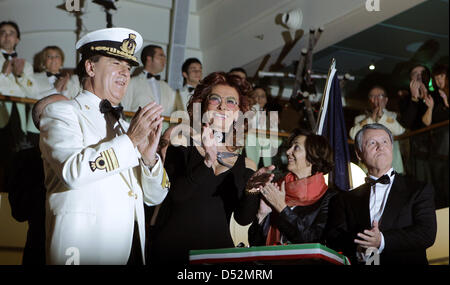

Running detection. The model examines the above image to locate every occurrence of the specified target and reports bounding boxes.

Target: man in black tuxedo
[326,123,437,265]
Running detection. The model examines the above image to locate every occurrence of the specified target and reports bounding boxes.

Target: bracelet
[245,187,261,195]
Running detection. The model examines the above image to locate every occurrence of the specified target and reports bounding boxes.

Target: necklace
[217,151,239,168]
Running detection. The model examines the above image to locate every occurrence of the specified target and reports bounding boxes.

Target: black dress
[149,144,260,264]
[248,188,337,246]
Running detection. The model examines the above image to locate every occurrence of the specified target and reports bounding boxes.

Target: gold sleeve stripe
[161,168,170,189]
[103,151,113,172]
[89,148,119,172]
[103,148,119,171]
[106,148,119,170]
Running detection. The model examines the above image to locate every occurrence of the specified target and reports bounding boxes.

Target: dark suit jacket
[325,175,437,265]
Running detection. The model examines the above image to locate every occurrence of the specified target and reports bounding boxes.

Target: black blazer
[249,189,337,246]
[325,175,437,265]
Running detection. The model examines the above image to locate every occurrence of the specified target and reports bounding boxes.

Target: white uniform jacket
[39,90,170,265]
[176,85,194,112]
[349,109,405,140]
[31,72,82,100]
[26,72,82,134]
[122,71,178,117]
[0,55,35,131]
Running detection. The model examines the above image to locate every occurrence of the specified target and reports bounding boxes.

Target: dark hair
[431,63,449,91]
[409,64,431,88]
[182,57,202,74]
[354,123,393,154]
[229,67,247,78]
[252,85,268,94]
[75,54,102,84]
[0,21,20,39]
[182,57,202,85]
[187,71,253,150]
[368,85,388,98]
[287,128,334,175]
[140,45,162,67]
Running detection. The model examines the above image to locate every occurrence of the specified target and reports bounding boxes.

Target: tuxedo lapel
[379,175,408,231]
[353,184,372,229]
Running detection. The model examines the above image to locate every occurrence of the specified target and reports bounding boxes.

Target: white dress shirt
[143,70,161,104]
[368,168,396,254]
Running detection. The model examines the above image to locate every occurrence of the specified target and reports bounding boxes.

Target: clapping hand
[246,165,275,194]
[11,58,25,77]
[139,115,164,167]
[423,93,434,109]
[2,59,12,75]
[202,121,217,168]
[354,220,382,249]
[260,181,287,213]
[371,99,381,121]
[439,90,449,108]
[127,102,164,167]
[55,74,70,92]
[410,79,423,101]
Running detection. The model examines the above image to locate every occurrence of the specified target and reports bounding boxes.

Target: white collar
[1,48,15,54]
[368,167,395,183]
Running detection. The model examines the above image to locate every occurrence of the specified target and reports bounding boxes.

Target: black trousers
[127,222,143,265]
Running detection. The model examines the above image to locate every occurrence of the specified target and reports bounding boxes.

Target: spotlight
[369,64,375,71]
[281,9,303,30]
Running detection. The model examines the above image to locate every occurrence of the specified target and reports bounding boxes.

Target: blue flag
[315,61,351,191]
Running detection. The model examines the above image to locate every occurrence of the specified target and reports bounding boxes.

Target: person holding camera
[399,64,432,130]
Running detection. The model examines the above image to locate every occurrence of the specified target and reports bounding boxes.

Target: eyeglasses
[369,93,387,99]
[207,94,239,109]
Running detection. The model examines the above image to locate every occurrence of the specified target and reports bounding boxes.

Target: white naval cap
[76,27,143,66]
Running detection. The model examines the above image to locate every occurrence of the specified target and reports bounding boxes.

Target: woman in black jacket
[248,129,337,245]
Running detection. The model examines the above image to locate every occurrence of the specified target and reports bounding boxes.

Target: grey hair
[355,123,394,154]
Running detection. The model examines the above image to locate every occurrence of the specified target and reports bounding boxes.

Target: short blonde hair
[40,46,65,70]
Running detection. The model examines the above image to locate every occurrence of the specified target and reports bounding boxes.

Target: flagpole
[314,58,336,135]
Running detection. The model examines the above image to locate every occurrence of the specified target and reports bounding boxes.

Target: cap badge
[120,33,137,55]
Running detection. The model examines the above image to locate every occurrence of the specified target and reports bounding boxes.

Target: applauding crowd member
[122,44,178,120]
[249,129,337,246]
[149,72,274,264]
[326,123,437,265]
[32,46,81,100]
[39,28,170,265]
[349,85,405,174]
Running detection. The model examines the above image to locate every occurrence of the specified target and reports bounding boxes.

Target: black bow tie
[147,73,160,80]
[99,99,123,121]
[188,87,195,93]
[365,171,396,186]
[46,72,62,78]
[2,52,17,60]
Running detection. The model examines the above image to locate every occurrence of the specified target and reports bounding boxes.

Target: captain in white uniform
[39,28,169,265]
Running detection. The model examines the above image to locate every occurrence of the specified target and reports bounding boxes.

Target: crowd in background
[0,20,447,266]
